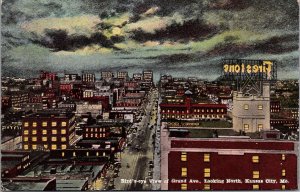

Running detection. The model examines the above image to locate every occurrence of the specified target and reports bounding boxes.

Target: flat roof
[56,179,88,191]
[3,181,49,191]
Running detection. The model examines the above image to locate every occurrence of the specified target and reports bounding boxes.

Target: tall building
[143,70,153,82]
[101,71,114,81]
[22,110,76,151]
[117,71,128,80]
[232,83,270,132]
[82,72,95,83]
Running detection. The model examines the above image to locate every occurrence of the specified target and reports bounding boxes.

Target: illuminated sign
[222,59,277,81]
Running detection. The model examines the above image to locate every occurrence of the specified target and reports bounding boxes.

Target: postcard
[1,0,299,191]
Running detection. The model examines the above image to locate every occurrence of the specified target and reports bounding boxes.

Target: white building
[76,102,102,118]
[232,83,270,133]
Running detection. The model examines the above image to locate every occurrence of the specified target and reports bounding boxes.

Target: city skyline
[1,0,299,80]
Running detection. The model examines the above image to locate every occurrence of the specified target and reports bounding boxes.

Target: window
[204,154,210,162]
[61,145,67,149]
[61,137,66,142]
[181,184,187,190]
[32,137,37,142]
[253,184,259,190]
[252,156,259,163]
[204,184,210,190]
[32,145,37,150]
[23,137,28,142]
[282,154,286,161]
[42,130,47,135]
[42,122,47,127]
[52,129,57,134]
[24,122,29,127]
[61,122,67,127]
[51,122,57,127]
[86,152,89,156]
[204,168,210,178]
[73,152,76,157]
[43,144,48,149]
[62,152,65,157]
[258,124,263,131]
[282,185,286,190]
[61,129,66,134]
[181,152,187,161]
[282,169,286,177]
[258,105,263,110]
[24,145,28,150]
[244,124,249,130]
[32,122,37,127]
[51,137,57,141]
[96,152,99,156]
[253,171,259,179]
[51,144,57,150]
[244,104,249,110]
[42,137,47,141]
[181,168,187,177]
[32,130,37,135]
[24,130,29,135]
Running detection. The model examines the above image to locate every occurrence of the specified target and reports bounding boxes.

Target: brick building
[22,110,76,151]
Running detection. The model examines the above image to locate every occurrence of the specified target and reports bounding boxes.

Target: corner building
[22,110,76,151]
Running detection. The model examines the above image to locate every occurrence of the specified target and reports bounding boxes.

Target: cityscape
[1,66,299,190]
[1,0,299,191]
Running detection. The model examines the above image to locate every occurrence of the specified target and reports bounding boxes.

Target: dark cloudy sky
[1,0,299,80]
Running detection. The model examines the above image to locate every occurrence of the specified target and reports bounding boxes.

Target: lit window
[282,154,286,161]
[32,137,37,141]
[204,184,210,190]
[42,137,47,141]
[52,129,57,134]
[32,130,37,135]
[282,185,286,190]
[42,130,47,135]
[73,152,76,157]
[181,152,187,161]
[244,124,249,130]
[204,168,210,178]
[24,122,29,127]
[181,184,187,190]
[181,167,187,177]
[61,145,67,149]
[253,184,259,190]
[204,154,210,162]
[61,129,66,134]
[258,105,263,110]
[244,104,249,110]
[95,133,98,138]
[24,145,29,150]
[23,137,28,141]
[24,130,29,135]
[86,152,89,156]
[249,153,259,162]
[91,134,94,137]
[32,122,37,127]
[253,171,259,179]
[43,144,48,149]
[51,144,57,150]
[258,124,263,131]
[51,122,57,127]
[62,152,65,157]
[51,137,57,141]
[61,122,67,127]
[96,152,99,156]
[42,122,47,127]
[282,169,286,177]
[32,145,37,150]
[61,137,66,142]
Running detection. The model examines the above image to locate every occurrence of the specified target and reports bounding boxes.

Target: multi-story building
[76,101,102,118]
[82,72,95,83]
[160,123,298,191]
[160,91,227,121]
[101,71,114,81]
[117,71,128,80]
[232,83,270,133]
[133,73,143,81]
[143,70,153,83]
[22,110,76,151]
[10,92,29,108]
